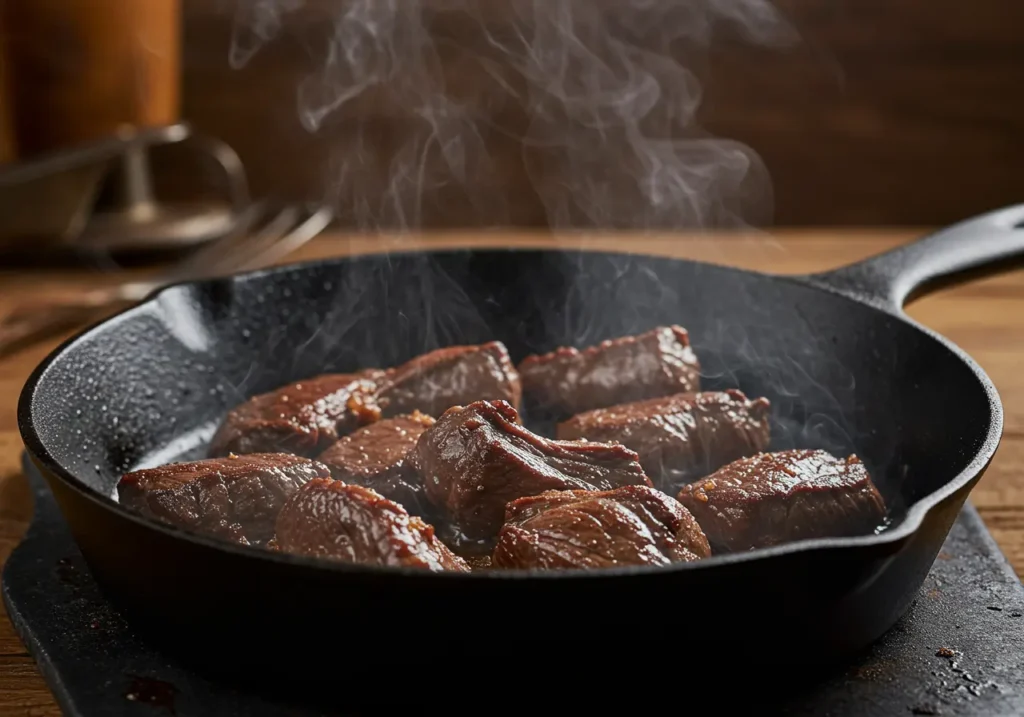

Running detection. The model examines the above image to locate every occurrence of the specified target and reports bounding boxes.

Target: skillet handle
[802,204,1024,309]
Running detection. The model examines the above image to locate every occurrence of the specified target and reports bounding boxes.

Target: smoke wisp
[229,0,795,230]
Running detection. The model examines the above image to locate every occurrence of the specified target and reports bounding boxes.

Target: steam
[228,0,795,230]
[229,0,304,71]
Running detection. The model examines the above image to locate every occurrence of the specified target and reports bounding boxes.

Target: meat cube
[273,478,470,572]
[517,325,701,417]
[676,449,887,552]
[492,485,711,570]
[117,453,330,545]
[416,399,652,541]
[209,342,518,458]
[209,371,385,457]
[556,390,771,492]
[318,411,435,517]
[377,341,521,417]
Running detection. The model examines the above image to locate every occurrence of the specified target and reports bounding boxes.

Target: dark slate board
[4,453,1024,716]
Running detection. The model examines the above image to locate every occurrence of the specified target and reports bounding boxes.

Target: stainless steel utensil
[0,202,333,357]
[0,123,251,256]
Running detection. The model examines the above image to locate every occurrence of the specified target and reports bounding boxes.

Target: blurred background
[1,0,1022,243]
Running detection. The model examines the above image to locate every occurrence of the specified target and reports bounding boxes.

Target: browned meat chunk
[492,485,711,570]
[557,390,771,492]
[318,411,435,516]
[209,371,384,457]
[117,453,330,545]
[273,478,470,572]
[676,449,887,552]
[416,399,652,542]
[517,326,701,417]
[377,341,521,417]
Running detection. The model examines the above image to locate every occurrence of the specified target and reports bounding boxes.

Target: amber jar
[1,0,180,157]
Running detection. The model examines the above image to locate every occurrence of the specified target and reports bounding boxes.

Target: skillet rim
[17,247,1004,580]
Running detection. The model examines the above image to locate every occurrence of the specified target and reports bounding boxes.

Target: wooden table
[1,229,1022,714]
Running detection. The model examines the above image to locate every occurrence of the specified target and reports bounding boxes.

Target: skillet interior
[23,248,995,547]
[18,248,1002,694]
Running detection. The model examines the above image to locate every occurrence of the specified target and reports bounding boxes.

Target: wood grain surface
[0,229,1022,713]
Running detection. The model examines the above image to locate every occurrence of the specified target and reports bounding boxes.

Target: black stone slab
[4,453,1023,716]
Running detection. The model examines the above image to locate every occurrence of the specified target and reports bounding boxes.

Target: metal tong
[0,202,333,357]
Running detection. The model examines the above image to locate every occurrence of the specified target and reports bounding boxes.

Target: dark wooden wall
[179,1,1024,228]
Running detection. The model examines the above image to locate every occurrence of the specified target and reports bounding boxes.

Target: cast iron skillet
[17,205,1024,697]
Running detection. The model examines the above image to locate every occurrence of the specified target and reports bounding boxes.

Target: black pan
[17,205,1024,700]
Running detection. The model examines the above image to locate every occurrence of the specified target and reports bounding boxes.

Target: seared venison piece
[377,341,522,416]
[492,485,711,570]
[117,453,330,545]
[416,399,652,541]
[209,341,518,458]
[677,449,887,553]
[209,371,385,457]
[273,478,470,572]
[557,389,771,492]
[517,325,701,417]
[318,411,436,517]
